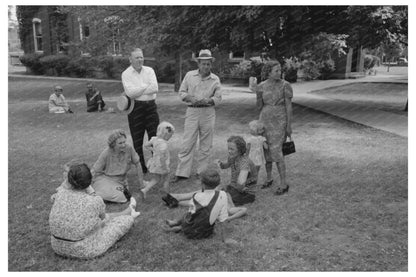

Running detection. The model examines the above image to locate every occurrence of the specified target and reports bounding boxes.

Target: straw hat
[117,94,135,114]
[196,49,215,61]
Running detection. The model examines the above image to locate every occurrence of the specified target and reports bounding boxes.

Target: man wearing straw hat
[121,48,160,174]
[172,49,222,182]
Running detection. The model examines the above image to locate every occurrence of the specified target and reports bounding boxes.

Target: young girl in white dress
[246,120,268,175]
[140,121,175,199]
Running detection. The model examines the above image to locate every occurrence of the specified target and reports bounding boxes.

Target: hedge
[19,54,174,82]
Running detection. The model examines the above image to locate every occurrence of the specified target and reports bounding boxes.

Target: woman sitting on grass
[217,135,258,206]
[49,162,140,259]
[91,130,141,203]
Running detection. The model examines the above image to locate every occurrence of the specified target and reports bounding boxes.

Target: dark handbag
[282,136,296,156]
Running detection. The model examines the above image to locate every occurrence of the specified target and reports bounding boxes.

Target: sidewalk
[223,74,408,138]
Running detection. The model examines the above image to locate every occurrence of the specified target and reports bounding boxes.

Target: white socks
[129,197,140,218]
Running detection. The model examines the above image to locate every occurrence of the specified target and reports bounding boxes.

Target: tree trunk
[174,51,181,92]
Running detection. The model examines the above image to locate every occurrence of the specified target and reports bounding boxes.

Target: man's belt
[187,104,213,108]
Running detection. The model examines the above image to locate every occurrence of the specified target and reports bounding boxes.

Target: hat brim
[195,57,215,62]
[117,95,135,115]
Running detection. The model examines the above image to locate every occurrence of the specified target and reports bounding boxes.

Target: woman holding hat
[91,130,141,203]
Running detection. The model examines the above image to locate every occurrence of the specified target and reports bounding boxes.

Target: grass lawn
[310,82,408,116]
[8,77,407,271]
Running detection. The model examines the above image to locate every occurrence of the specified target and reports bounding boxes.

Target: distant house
[18,6,127,57]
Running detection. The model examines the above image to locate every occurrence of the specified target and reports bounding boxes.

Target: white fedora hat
[117,94,135,114]
[196,49,215,61]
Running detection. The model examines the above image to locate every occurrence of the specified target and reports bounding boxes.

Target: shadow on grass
[8,79,407,271]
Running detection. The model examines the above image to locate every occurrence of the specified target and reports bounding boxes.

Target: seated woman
[49,162,140,259]
[48,85,73,113]
[91,130,141,203]
[218,135,258,206]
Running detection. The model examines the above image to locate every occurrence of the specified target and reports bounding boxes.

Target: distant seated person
[85,82,106,112]
[49,85,73,114]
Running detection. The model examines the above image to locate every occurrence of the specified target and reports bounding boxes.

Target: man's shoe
[171,175,188,183]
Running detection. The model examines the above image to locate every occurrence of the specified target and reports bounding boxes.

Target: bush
[65,56,95,78]
[111,56,130,79]
[364,54,380,71]
[39,55,71,76]
[301,60,320,81]
[318,59,335,80]
[230,57,264,82]
[94,56,114,78]
[282,57,300,83]
[19,53,44,74]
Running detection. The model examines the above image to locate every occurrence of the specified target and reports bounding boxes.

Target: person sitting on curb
[164,169,229,240]
[49,85,73,113]
[85,82,107,112]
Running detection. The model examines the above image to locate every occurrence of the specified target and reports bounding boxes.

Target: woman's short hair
[200,169,221,189]
[261,61,281,80]
[107,129,127,148]
[156,121,175,139]
[227,135,247,155]
[249,120,265,135]
[67,163,92,190]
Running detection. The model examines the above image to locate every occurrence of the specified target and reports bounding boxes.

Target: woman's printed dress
[257,79,293,162]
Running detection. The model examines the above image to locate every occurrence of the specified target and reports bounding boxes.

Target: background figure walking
[121,48,160,174]
[172,49,222,182]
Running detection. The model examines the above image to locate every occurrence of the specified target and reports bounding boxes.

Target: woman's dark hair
[200,169,221,189]
[261,61,281,80]
[67,163,92,190]
[227,135,247,155]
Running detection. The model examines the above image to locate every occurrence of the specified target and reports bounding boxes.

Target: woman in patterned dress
[91,130,141,203]
[49,163,140,259]
[249,61,293,195]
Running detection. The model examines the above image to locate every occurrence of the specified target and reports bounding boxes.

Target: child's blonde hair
[156,121,175,140]
[248,120,265,135]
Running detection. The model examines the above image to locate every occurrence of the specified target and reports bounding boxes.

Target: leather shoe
[171,175,188,183]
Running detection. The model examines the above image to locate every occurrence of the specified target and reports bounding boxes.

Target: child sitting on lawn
[140,121,175,199]
[164,169,229,240]
[246,120,268,176]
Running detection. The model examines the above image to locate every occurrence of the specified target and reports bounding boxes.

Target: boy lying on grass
[164,169,238,241]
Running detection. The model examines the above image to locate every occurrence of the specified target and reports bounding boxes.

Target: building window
[32,18,42,52]
[110,28,122,56]
[79,21,90,41]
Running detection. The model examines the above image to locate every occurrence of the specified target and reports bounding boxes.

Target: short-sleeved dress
[49,189,134,259]
[246,135,267,166]
[92,144,140,203]
[221,155,258,206]
[257,79,293,163]
[146,136,170,175]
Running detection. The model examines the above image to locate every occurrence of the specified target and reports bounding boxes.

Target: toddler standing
[141,121,175,198]
[246,120,268,175]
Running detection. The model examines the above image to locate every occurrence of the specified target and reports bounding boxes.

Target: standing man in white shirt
[121,48,160,174]
[172,49,222,182]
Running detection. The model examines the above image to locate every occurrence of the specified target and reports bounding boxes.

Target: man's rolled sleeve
[211,82,222,106]
[143,68,158,95]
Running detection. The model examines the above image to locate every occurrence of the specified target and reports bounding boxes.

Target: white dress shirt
[121,65,158,101]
